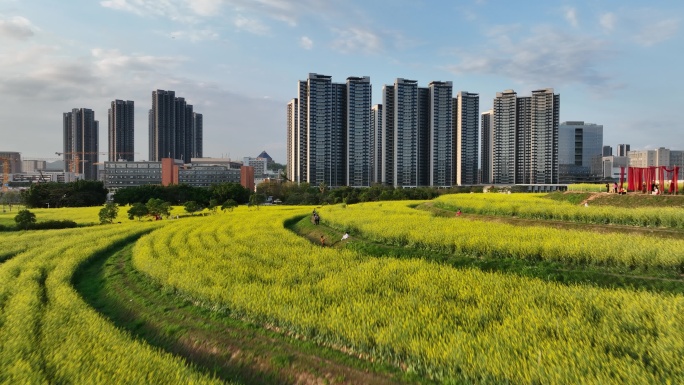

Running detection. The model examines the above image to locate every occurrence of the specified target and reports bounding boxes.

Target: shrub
[14,209,37,230]
[28,220,78,230]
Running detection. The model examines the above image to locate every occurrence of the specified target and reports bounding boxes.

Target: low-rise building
[628,147,669,167]
[243,157,268,178]
[104,160,162,189]
[179,164,241,187]
[104,158,243,190]
[602,156,628,180]
[22,160,47,173]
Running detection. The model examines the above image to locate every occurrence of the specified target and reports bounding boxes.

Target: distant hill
[45,161,64,171]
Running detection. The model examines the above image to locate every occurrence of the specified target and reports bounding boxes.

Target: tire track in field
[291,212,684,294]
[420,202,684,240]
[75,241,419,385]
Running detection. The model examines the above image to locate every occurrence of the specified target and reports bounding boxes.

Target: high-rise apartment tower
[480,110,493,184]
[63,108,99,180]
[148,90,202,163]
[108,100,134,161]
[454,91,479,185]
[492,89,559,184]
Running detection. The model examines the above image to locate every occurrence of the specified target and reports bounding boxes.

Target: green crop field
[1,195,683,384]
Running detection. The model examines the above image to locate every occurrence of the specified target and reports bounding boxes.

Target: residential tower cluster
[287,73,560,188]
[59,89,204,181]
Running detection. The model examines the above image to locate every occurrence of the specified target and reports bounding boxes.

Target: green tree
[267,161,286,172]
[207,198,219,214]
[1,191,21,212]
[127,203,149,221]
[249,193,266,209]
[184,201,201,215]
[22,180,107,208]
[146,198,170,219]
[98,202,119,224]
[209,182,251,204]
[221,199,237,212]
[15,209,37,230]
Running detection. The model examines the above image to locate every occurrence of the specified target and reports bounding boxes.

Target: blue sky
[1,0,682,164]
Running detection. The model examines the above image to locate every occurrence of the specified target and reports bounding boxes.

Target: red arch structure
[623,166,679,194]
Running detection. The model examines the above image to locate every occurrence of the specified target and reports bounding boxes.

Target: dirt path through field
[420,202,684,240]
[74,244,420,385]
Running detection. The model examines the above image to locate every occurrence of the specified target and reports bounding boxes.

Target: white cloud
[222,0,338,27]
[300,36,313,50]
[91,48,186,75]
[600,12,616,32]
[185,0,223,17]
[564,7,578,27]
[331,27,382,54]
[445,25,616,90]
[0,41,289,161]
[100,0,197,23]
[100,0,345,29]
[234,15,269,35]
[634,18,679,46]
[0,44,189,101]
[100,0,142,15]
[169,28,219,42]
[0,16,37,40]
[598,9,679,46]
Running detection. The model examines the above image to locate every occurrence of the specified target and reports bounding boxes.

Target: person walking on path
[320,235,325,247]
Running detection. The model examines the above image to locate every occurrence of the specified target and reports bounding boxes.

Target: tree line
[111,183,251,206]
[257,181,482,205]
[22,180,108,208]
[16,179,484,212]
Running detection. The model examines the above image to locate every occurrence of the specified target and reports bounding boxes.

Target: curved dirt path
[75,243,421,385]
[420,202,684,240]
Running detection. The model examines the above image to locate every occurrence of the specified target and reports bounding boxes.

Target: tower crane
[0,157,10,192]
[57,152,140,171]
[55,152,89,174]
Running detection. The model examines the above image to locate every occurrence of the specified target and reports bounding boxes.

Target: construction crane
[38,169,47,183]
[55,152,88,174]
[55,152,138,173]
[0,157,9,192]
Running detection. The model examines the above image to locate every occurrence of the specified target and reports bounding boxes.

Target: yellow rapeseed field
[132,204,684,384]
[0,222,226,384]
[434,193,684,228]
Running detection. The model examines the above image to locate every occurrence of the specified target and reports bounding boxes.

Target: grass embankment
[289,212,684,295]
[548,191,684,208]
[0,205,192,227]
[74,239,425,385]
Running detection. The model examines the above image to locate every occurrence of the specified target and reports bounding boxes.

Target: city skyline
[289,74,557,187]
[1,1,682,163]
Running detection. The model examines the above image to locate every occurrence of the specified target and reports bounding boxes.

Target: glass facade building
[558,121,603,181]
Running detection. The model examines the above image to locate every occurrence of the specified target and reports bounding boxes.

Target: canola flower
[434,193,684,228]
[133,205,684,384]
[0,223,225,385]
[323,201,684,270]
